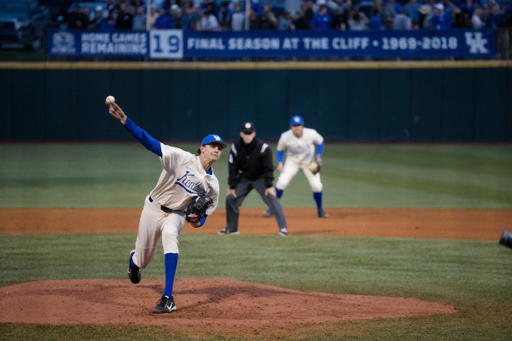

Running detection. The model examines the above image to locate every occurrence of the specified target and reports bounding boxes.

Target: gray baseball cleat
[318,210,329,218]
[278,227,288,236]
[263,208,273,217]
[218,229,240,235]
[128,250,141,284]
[153,295,176,313]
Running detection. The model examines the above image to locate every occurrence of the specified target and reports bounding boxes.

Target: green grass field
[1,143,512,340]
[1,143,511,208]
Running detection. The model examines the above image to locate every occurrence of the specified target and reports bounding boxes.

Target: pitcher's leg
[159,212,185,304]
[132,196,163,269]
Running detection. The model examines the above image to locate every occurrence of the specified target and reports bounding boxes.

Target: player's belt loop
[149,196,174,213]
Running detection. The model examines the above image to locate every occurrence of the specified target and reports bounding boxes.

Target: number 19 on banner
[150,30,183,59]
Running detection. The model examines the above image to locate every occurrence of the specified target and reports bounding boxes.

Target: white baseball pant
[131,195,185,269]
[276,160,323,193]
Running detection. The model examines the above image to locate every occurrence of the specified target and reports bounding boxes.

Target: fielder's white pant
[131,195,185,269]
[276,161,323,193]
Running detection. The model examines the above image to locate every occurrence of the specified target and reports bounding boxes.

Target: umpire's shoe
[263,208,273,217]
[153,295,177,314]
[318,210,329,218]
[218,229,240,235]
[128,250,141,284]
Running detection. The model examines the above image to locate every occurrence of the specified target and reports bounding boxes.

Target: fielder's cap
[434,3,444,10]
[201,134,228,149]
[241,122,256,133]
[290,115,304,126]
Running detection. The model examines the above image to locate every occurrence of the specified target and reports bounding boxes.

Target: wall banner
[183,30,495,58]
[48,29,495,59]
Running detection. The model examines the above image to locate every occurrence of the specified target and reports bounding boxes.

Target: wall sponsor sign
[48,29,495,59]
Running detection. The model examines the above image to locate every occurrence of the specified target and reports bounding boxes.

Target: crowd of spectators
[63,0,512,32]
[64,0,147,30]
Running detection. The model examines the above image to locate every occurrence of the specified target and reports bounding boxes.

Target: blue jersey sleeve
[277,150,284,163]
[316,141,324,158]
[124,117,162,157]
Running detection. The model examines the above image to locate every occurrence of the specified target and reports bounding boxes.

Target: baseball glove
[307,161,321,175]
[184,195,213,226]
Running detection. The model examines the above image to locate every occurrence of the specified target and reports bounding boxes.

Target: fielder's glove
[307,161,321,175]
[184,195,213,226]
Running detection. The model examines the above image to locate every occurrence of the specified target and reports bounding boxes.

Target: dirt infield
[1,207,509,337]
[1,207,509,240]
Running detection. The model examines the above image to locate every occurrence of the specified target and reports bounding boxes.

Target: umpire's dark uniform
[223,123,288,234]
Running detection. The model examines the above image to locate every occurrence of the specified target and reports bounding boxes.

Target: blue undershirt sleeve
[277,150,284,163]
[124,117,162,157]
[316,141,324,158]
[198,216,207,227]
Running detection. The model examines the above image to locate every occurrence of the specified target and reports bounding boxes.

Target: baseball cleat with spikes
[263,208,273,217]
[318,210,329,218]
[128,250,141,284]
[218,229,240,235]
[153,295,176,313]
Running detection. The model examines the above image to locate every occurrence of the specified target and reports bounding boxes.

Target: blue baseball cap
[201,134,228,149]
[290,116,304,126]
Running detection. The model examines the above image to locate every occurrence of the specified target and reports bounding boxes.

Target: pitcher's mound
[0,278,455,328]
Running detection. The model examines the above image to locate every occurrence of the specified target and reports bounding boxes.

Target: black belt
[149,196,173,213]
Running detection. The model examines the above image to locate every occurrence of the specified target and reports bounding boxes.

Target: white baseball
[105,95,115,105]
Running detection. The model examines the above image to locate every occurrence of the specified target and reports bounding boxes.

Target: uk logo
[464,32,489,54]
[51,31,76,54]
[213,135,221,141]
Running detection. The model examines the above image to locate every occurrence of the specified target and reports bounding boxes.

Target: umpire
[219,122,289,236]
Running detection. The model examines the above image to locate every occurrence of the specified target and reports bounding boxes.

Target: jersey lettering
[153,145,219,214]
[176,171,200,192]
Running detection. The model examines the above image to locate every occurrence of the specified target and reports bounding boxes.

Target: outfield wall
[1,61,511,142]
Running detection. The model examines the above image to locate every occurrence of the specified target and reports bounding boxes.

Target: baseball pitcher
[264,115,328,218]
[108,102,227,313]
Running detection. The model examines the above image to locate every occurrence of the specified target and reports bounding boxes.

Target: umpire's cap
[201,134,228,149]
[241,122,255,134]
[290,116,304,125]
